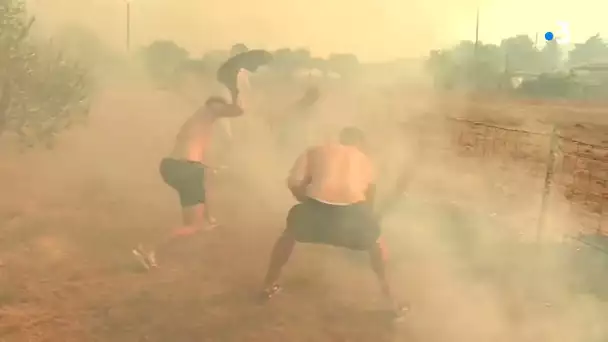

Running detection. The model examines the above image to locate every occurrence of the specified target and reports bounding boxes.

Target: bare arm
[287,149,312,201]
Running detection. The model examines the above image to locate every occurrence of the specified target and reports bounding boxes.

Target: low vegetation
[0,0,91,148]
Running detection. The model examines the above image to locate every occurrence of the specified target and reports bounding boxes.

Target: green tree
[229,43,248,57]
[425,41,503,89]
[141,40,189,85]
[290,48,311,68]
[474,43,505,88]
[0,0,91,148]
[539,39,562,72]
[178,58,207,77]
[271,48,298,76]
[500,34,540,72]
[568,34,608,66]
[201,50,229,68]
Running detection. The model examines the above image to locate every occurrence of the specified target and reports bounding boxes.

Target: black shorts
[285,198,381,250]
[159,158,206,207]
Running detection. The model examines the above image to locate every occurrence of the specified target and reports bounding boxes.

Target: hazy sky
[29,0,604,62]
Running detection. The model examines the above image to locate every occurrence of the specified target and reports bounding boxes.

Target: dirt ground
[0,85,417,342]
[1,82,607,342]
[431,92,608,236]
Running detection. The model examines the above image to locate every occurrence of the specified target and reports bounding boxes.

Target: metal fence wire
[439,117,608,243]
[553,134,608,237]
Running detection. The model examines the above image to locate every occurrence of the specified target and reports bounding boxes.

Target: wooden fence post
[537,126,558,243]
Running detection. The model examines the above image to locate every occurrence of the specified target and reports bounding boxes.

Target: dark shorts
[159,158,206,207]
[285,198,381,250]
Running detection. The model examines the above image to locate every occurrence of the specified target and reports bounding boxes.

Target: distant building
[571,62,608,72]
[570,62,608,98]
[571,62,608,82]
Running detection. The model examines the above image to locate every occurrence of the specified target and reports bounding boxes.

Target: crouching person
[260,127,405,318]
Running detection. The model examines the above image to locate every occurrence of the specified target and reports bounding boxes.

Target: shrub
[0,0,91,148]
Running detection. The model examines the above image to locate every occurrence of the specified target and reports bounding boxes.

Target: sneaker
[132,245,158,270]
[132,246,150,270]
[146,250,158,268]
[259,284,281,302]
[391,304,409,322]
[205,216,220,230]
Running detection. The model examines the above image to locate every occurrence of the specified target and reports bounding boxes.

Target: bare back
[168,111,216,163]
[288,143,374,204]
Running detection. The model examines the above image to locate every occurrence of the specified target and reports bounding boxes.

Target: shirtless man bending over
[260,127,405,318]
[134,96,243,269]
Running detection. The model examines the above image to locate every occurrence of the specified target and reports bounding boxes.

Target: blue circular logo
[544,32,554,41]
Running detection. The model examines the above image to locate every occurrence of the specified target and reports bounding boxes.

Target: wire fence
[553,135,608,236]
[439,116,608,244]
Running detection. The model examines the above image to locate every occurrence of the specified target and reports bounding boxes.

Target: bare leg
[369,241,403,314]
[262,231,296,291]
[205,211,218,227]
[175,203,207,234]
[377,236,389,262]
[369,241,392,298]
[135,204,207,269]
[203,172,220,229]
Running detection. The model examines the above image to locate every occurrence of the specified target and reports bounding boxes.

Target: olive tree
[0,0,90,148]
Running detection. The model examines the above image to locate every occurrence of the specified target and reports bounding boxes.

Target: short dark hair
[205,96,229,106]
[339,127,365,145]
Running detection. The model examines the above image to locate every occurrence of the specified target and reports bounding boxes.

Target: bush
[0,0,91,148]
[140,40,189,86]
[516,73,582,99]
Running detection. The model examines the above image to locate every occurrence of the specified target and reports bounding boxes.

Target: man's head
[339,126,365,147]
[204,96,244,117]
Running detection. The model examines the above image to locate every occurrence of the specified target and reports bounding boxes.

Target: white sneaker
[132,245,158,270]
[132,247,150,270]
[205,216,220,230]
[146,250,158,268]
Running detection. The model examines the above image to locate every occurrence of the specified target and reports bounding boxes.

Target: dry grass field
[438,94,608,237]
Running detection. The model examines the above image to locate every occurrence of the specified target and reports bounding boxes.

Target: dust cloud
[27,0,484,60]
[0,1,606,341]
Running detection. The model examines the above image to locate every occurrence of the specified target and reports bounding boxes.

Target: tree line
[425,34,608,98]
[139,40,362,86]
[4,0,606,150]
[142,34,608,100]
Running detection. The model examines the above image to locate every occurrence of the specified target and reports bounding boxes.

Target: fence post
[537,126,558,243]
